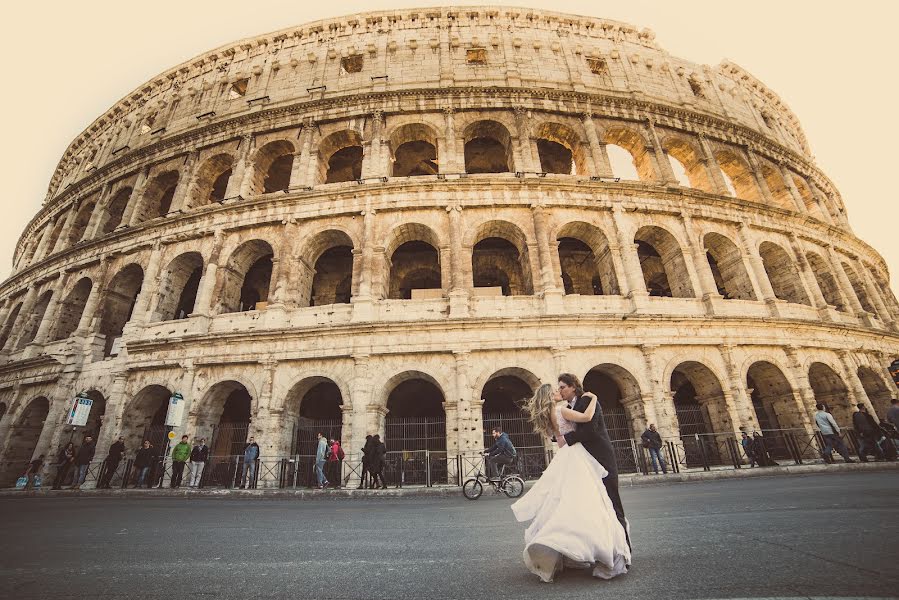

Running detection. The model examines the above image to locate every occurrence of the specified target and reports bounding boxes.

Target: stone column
[31,271,68,346]
[442,108,462,173]
[361,111,385,179]
[645,119,679,185]
[720,344,762,432]
[680,213,719,300]
[825,245,865,315]
[289,123,315,189]
[446,204,469,317]
[50,207,79,256]
[807,181,836,226]
[95,371,130,455]
[779,163,808,214]
[837,351,875,413]
[168,151,198,213]
[225,134,254,199]
[350,355,374,475]
[129,241,164,325]
[737,223,778,314]
[122,166,151,227]
[581,113,612,178]
[783,346,820,423]
[28,222,55,265]
[640,345,678,441]
[513,107,537,173]
[3,286,38,351]
[352,207,376,321]
[696,134,730,196]
[531,204,559,294]
[192,230,225,317]
[788,234,827,309]
[744,147,775,205]
[452,351,475,454]
[855,260,894,327]
[610,205,646,297]
[83,184,113,241]
[76,257,112,335]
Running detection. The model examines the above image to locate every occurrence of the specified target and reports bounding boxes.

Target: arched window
[703,233,756,300]
[758,242,810,305]
[52,277,93,340]
[154,253,204,321]
[389,123,439,177]
[318,130,363,184]
[463,120,513,174]
[635,226,695,298]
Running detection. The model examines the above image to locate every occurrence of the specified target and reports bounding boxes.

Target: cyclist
[484,426,517,479]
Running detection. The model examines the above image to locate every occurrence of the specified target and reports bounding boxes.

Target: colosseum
[1,7,897,488]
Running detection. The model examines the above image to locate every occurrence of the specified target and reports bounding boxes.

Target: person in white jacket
[814,403,855,463]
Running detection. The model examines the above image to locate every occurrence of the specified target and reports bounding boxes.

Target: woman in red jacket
[326,439,343,488]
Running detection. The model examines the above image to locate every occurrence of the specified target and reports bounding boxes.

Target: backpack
[337,446,345,460]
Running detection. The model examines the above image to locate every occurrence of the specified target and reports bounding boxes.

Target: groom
[558,372,630,549]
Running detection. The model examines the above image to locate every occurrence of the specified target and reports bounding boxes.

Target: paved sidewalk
[3,459,895,500]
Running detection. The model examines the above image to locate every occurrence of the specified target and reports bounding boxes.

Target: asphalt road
[1,472,896,600]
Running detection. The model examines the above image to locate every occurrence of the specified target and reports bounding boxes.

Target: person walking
[814,403,854,463]
[314,432,329,489]
[133,440,155,488]
[188,437,209,488]
[740,431,756,467]
[52,442,76,490]
[170,435,191,488]
[98,436,126,489]
[71,435,96,489]
[852,404,884,462]
[640,424,667,474]
[369,434,388,489]
[23,454,45,490]
[358,435,374,489]
[239,436,260,489]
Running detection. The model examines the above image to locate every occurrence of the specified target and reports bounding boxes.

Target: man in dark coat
[559,373,630,550]
[71,435,96,489]
[358,435,374,489]
[368,435,387,489]
[852,404,884,462]
[98,436,126,489]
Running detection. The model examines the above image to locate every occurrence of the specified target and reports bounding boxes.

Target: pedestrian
[358,434,374,489]
[640,424,668,474]
[72,435,96,489]
[98,436,126,489]
[369,434,388,489]
[887,398,899,430]
[751,432,777,467]
[878,419,898,460]
[52,442,76,490]
[852,404,884,462]
[189,437,209,488]
[814,403,854,463]
[239,436,260,489]
[170,435,191,488]
[23,454,44,490]
[740,431,756,467]
[484,426,517,478]
[314,432,329,489]
[327,438,343,488]
[134,440,154,488]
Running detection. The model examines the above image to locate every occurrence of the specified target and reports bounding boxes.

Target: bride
[511,383,631,582]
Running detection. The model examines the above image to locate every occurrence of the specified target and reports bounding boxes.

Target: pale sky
[2,1,896,292]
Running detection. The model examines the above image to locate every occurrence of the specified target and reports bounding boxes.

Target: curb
[2,461,896,500]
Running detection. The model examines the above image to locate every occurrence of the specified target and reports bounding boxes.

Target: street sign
[66,394,92,427]
[165,392,185,427]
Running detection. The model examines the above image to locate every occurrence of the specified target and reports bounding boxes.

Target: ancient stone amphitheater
[1,7,897,487]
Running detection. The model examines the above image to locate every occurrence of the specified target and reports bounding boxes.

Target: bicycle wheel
[501,476,525,498]
[462,478,483,500]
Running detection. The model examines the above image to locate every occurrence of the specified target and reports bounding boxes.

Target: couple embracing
[512,373,632,583]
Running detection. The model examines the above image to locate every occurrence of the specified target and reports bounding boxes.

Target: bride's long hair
[520,383,557,439]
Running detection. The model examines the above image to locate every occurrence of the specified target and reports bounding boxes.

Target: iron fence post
[726,437,740,469]
[696,434,710,471]
[666,441,680,473]
[426,450,431,488]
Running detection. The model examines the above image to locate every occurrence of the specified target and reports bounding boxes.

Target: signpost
[66,392,93,427]
[158,392,184,488]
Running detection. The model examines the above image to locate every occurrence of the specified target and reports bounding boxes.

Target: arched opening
[481,368,544,478]
[808,362,853,426]
[252,140,295,194]
[759,242,810,305]
[66,198,98,246]
[471,222,533,296]
[715,151,761,201]
[0,397,49,487]
[134,171,179,223]
[635,226,694,298]
[857,366,893,418]
[15,290,53,350]
[310,247,353,306]
[40,216,68,260]
[703,233,756,300]
[556,223,619,296]
[534,122,587,175]
[385,224,442,300]
[120,385,171,455]
[98,264,144,357]
[806,252,845,311]
[218,240,274,314]
[98,186,133,235]
[792,175,826,219]
[154,253,204,321]
[463,120,513,174]
[191,154,234,208]
[0,302,23,350]
[671,362,730,466]
[389,123,439,177]
[605,145,640,181]
[285,378,343,456]
[759,162,795,211]
[198,381,252,456]
[52,277,93,341]
[746,361,800,460]
[604,127,655,181]
[385,375,446,453]
[667,154,691,187]
[319,130,363,184]
[583,364,643,473]
[663,138,712,192]
[841,262,876,314]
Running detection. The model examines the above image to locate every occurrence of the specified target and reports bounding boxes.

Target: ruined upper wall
[45,7,811,201]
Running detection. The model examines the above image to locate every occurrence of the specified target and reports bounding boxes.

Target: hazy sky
[2,0,896,292]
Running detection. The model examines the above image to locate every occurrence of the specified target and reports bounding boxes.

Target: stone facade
[0,7,897,485]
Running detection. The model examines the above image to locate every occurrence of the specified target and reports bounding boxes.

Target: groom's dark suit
[563,394,629,545]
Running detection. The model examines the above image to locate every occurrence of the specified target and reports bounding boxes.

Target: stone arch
[840,261,876,314]
[67,197,98,246]
[758,241,810,305]
[603,126,655,181]
[388,123,440,177]
[463,120,513,174]
[0,396,50,486]
[583,363,643,440]
[21,225,47,267]
[480,367,545,475]
[97,186,133,235]
[318,130,363,184]
[714,150,761,201]
[556,221,619,296]
[533,121,588,175]
[119,384,171,452]
[134,170,179,223]
[303,229,355,307]
[471,220,534,296]
[284,376,344,455]
[40,215,67,260]
[0,301,23,350]
[662,136,712,192]
[791,175,824,217]
[746,361,802,430]
[218,239,274,314]
[857,366,893,418]
[98,263,144,357]
[634,226,695,298]
[153,252,204,321]
[703,232,756,300]
[250,139,296,194]
[15,290,53,350]
[808,362,853,425]
[758,161,795,211]
[383,370,447,453]
[190,153,235,208]
[385,223,442,300]
[52,277,93,341]
[670,360,730,437]
[806,251,845,311]
[195,380,253,457]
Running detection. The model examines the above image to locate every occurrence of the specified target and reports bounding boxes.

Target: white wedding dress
[511,405,631,582]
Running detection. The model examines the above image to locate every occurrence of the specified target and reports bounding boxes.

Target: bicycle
[462,463,525,500]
